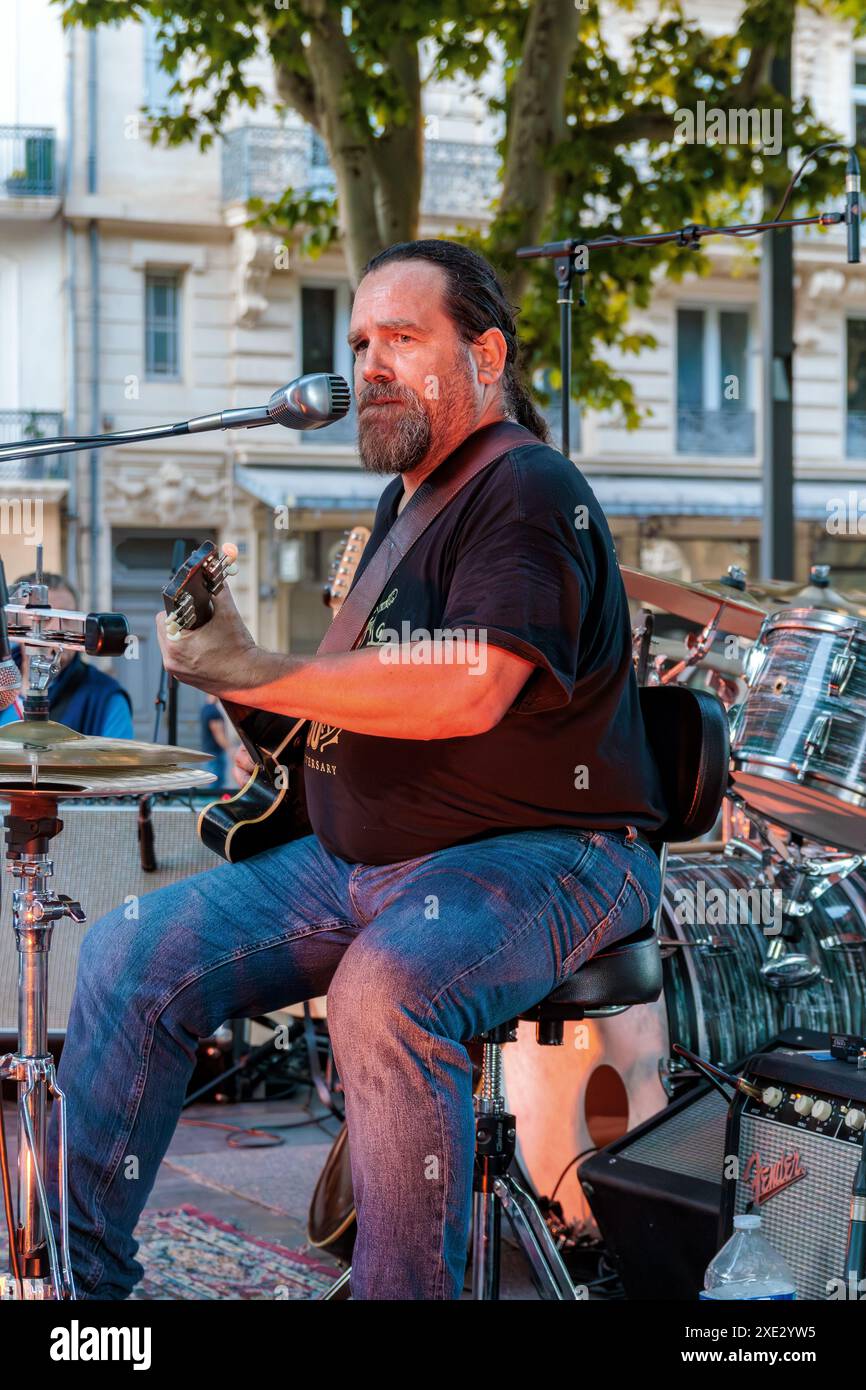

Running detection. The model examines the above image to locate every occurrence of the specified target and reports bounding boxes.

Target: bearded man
[49,240,665,1300]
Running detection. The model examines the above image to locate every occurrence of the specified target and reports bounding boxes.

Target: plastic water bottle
[700,1214,797,1300]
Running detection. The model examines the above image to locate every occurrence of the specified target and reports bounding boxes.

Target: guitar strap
[317,418,539,657]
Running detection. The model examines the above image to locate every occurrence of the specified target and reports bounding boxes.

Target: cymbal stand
[0,795,82,1300]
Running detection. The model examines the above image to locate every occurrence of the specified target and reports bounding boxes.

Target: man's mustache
[358,385,422,412]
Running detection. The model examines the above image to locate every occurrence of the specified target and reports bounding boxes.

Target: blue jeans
[47,825,660,1300]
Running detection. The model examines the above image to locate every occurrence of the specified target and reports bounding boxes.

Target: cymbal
[0,768,216,798]
[622,567,767,640]
[0,720,212,770]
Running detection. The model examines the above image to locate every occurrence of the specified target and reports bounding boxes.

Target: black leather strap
[318,420,539,657]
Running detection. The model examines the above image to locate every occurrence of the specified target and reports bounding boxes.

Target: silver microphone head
[0,658,22,711]
[267,374,351,431]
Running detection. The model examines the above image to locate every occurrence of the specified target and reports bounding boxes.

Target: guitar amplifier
[578,1029,853,1300]
[721,1047,866,1300]
[0,798,216,1038]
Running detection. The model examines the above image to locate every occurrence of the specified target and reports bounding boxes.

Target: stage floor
[3,1091,542,1299]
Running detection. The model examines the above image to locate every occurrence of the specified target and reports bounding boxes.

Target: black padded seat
[519,924,662,1023]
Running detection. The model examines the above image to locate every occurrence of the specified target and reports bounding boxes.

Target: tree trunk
[492,0,583,305]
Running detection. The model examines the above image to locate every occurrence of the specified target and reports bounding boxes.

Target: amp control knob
[762,1087,784,1109]
[812,1099,833,1123]
[845,1109,866,1132]
[794,1095,814,1116]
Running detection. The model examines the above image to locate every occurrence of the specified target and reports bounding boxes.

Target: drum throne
[322,685,730,1301]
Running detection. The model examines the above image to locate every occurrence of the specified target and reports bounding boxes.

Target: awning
[586,474,845,521]
[234,464,390,512]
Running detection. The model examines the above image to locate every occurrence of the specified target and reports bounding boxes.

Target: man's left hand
[156,583,258,697]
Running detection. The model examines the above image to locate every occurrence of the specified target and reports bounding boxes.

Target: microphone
[847,150,861,265]
[0,559,23,712]
[187,373,351,435]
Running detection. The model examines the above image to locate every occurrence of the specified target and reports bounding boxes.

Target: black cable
[550,1145,598,1202]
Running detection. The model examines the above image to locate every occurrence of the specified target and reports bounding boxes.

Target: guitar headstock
[163,541,238,638]
[324,526,371,614]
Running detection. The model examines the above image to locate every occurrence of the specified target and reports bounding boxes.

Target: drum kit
[0,557,214,1299]
[507,561,866,1226]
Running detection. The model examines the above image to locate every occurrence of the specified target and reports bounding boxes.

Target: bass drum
[503,856,866,1227]
[663,855,866,1065]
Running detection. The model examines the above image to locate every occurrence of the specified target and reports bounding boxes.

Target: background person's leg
[46,834,358,1299]
[327,828,660,1300]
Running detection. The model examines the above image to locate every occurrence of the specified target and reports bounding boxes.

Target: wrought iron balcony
[0,411,66,481]
[0,127,58,198]
[222,126,500,218]
[676,406,756,456]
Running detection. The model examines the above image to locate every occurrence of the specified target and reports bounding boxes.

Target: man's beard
[356,353,476,475]
[357,383,431,475]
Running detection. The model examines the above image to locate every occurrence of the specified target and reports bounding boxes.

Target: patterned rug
[130,1205,337,1300]
[1,1205,338,1300]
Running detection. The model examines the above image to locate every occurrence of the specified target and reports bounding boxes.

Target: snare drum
[730,608,866,852]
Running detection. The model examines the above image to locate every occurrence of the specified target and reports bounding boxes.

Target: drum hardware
[758,940,823,990]
[0,797,79,1300]
[622,565,767,641]
[0,557,214,1300]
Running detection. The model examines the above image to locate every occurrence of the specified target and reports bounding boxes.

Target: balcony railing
[0,127,57,198]
[676,406,755,456]
[846,411,866,459]
[0,411,66,481]
[222,126,500,218]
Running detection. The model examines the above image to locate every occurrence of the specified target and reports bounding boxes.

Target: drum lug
[799,714,832,776]
[829,651,856,697]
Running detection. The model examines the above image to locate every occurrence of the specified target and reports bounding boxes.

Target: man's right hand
[232,746,257,786]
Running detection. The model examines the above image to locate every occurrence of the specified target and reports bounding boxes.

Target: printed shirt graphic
[303,440,667,864]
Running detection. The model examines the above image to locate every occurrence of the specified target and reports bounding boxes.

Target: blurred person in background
[199,698,231,789]
[0,571,133,738]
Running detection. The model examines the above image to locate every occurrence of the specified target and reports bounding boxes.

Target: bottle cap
[733,1213,761,1230]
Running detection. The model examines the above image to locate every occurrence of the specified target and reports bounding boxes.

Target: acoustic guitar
[163,528,370,861]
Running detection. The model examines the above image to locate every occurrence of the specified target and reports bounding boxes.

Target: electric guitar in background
[163,528,370,861]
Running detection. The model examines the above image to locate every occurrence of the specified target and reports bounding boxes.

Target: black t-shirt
[304,437,667,864]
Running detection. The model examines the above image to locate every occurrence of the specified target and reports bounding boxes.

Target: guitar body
[164,530,369,863]
[197,710,310,862]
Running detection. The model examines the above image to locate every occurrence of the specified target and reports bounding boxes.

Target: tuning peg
[221,541,239,577]
[165,617,182,641]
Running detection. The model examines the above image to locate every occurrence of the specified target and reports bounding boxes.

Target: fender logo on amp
[742,1149,807,1205]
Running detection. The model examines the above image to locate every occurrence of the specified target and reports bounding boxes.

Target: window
[676,306,754,455]
[145,272,181,380]
[299,284,354,442]
[302,286,337,375]
[846,318,866,458]
[143,14,182,115]
[854,55,866,152]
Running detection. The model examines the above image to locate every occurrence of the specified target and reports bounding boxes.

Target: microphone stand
[517,208,846,455]
[140,539,189,872]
